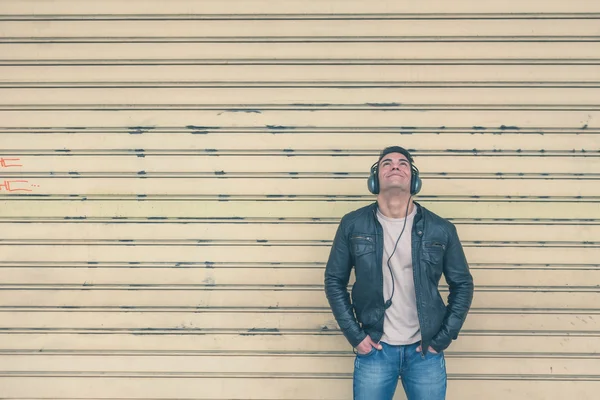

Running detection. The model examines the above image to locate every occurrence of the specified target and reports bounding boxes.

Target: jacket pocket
[422,241,445,265]
[422,241,446,283]
[351,235,375,257]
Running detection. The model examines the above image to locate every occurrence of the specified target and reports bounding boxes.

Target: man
[324,146,474,400]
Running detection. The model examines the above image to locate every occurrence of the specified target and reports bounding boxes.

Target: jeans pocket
[356,347,377,358]
[420,349,443,360]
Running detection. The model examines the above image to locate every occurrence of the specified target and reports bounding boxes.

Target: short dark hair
[377,146,414,165]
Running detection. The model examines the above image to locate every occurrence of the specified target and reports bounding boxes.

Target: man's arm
[324,220,366,348]
[429,224,474,352]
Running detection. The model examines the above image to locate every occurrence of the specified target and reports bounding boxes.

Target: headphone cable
[384,196,413,309]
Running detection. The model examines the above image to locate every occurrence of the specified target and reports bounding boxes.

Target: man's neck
[377,193,414,219]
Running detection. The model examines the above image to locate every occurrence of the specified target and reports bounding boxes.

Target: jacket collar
[371,200,423,218]
[371,200,425,230]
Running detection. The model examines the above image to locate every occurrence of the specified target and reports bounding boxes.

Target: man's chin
[380,186,409,195]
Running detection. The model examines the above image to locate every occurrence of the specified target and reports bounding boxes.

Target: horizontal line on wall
[0,262,595,269]
[0,239,596,248]
[4,36,600,43]
[0,195,597,202]
[2,172,599,180]
[0,307,598,314]
[0,126,595,134]
[2,81,600,89]
[0,284,596,291]
[451,374,600,381]
[2,104,600,111]
[1,371,598,381]
[3,151,597,158]
[2,13,600,21]
[1,150,598,157]
[0,349,598,360]
[0,328,598,338]
[0,217,596,225]
[2,59,599,66]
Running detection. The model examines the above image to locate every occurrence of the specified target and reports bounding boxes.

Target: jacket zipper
[352,235,374,242]
[427,242,446,250]
[372,208,385,323]
[412,218,426,357]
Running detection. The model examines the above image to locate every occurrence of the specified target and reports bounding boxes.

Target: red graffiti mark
[0,180,33,192]
[0,158,22,168]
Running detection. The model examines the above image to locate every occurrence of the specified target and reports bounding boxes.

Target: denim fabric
[353,342,447,400]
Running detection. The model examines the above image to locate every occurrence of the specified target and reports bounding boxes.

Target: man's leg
[353,342,400,400]
[400,343,447,400]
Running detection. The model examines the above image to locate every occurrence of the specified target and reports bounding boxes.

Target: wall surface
[1,1,599,399]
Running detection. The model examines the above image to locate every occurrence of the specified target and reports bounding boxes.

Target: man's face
[378,152,411,192]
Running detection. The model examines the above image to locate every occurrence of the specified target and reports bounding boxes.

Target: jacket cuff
[347,330,368,349]
[429,334,452,353]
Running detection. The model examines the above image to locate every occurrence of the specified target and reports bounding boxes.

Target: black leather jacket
[324,202,473,354]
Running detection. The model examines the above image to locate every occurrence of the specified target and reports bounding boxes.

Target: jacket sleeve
[430,224,474,352]
[324,220,366,348]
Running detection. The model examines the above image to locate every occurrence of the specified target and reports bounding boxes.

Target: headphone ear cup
[410,166,422,195]
[367,165,379,194]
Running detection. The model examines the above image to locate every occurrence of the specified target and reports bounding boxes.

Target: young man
[324,146,474,400]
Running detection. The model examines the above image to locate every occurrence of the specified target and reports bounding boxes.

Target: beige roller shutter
[1,1,599,399]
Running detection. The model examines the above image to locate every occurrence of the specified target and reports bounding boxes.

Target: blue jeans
[353,341,447,400]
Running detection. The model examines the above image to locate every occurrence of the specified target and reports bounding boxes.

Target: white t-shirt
[377,206,422,345]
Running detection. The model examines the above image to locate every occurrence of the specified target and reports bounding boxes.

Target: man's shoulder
[339,202,376,226]
[419,203,456,232]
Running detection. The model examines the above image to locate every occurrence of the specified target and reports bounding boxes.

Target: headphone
[367,155,422,195]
